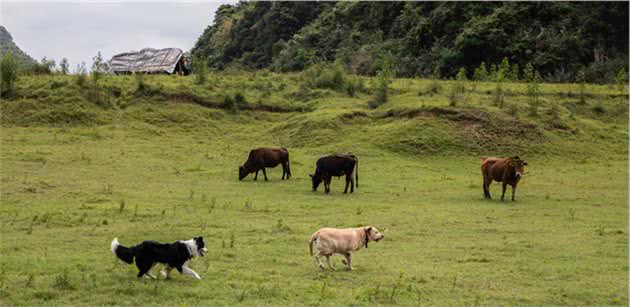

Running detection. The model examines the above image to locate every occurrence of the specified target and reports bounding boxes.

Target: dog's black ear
[198,236,204,241]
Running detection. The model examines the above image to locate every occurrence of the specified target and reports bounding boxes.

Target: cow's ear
[309,174,313,178]
[366,226,372,232]
[523,162,528,166]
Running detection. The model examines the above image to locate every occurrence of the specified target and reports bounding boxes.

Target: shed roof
[108,48,183,74]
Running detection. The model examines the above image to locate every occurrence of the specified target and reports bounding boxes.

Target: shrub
[525,64,541,116]
[302,63,346,91]
[345,74,365,97]
[368,65,392,109]
[74,62,87,88]
[447,67,467,106]
[575,67,587,104]
[135,73,146,92]
[194,57,208,85]
[473,62,488,81]
[1,51,18,98]
[615,67,628,94]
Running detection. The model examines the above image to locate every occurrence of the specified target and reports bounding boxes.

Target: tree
[59,58,69,75]
[499,57,510,80]
[91,51,104,85]
[473,62,488,81]
[489,64,498,82]
[1,51,18,97]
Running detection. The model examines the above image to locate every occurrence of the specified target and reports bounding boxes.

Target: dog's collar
[364,228,369,249]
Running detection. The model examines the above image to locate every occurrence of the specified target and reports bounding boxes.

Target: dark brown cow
[239,148,291,181]
[481,156,528,201]
[310,154,358,194]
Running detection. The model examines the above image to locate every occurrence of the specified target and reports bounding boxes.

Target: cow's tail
[111,238,135,264]
[309,234,318,256]
[283,148,292,179]
[352,155,359,188]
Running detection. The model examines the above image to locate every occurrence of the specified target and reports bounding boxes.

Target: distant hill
[192,2,629,83]
[0,25,37,68]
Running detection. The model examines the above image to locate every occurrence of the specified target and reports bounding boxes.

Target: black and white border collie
[111,237,208,280]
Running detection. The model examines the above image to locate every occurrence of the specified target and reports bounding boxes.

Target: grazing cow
[481,156,528,201]
[310,154,358,194]
[239,148,291,181]
[309,226,384,270]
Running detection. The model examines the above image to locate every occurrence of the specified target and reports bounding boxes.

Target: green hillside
[0,26,37,69]
[0,71,628,305]
[192,2,629,82]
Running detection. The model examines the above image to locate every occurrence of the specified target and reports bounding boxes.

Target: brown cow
[310,154,358,194]
[481,156,528,201]
[239,148,291,181]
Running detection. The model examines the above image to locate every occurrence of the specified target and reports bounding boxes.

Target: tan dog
[309,226,384,270]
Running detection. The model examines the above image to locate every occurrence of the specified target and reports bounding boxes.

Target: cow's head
[309,173,322,191]
[238,165,248,181]
[510,156,528,179]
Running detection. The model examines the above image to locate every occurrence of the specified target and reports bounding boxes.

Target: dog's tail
[111,238,135,264]
[309,234,317,256]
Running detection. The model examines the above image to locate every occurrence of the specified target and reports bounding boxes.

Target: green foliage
[193,57,208,85]
[510,63,519,81]
[499,57,510,81]
[368,61,393,109]
[91,52,104,86]
[1,51,18,97]
[192,2,628,82]
[527,70,542,116]
[615,68,628,93]
[59,58,69,75]
[344,74,365,97]
[473,62,488,82]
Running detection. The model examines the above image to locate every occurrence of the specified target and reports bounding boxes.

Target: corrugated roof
[108,48,183,74]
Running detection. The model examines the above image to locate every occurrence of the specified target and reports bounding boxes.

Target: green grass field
[0,71,628,305]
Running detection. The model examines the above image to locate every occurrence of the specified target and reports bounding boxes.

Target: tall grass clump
[447,67,467,106]
[0,51,18,98]
[345,74,365,97]
[302,63,346,92]
[424,69,442,95]
[194,57,208,85]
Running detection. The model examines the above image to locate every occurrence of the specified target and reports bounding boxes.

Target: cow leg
[254,170,259,181]
[344,176,350,194]
[324,178,331,193]
[281,163,286,180]
[350,175,355,193]
[501,183,507,201]
[325,255,335,270]
[341,253,353,270]
[483,178,492,199]
[511,184,517,201]
[262,168,268,181]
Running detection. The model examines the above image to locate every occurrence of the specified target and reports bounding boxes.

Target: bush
[368,65,392,109]
[302,63,346,91]
[473,62,488,81]
[344,75,365,97]
[1,51,18,98]
[447,67,467,106]
[615,68,628,93]
[74,62,87,88]
[135,73,146,92]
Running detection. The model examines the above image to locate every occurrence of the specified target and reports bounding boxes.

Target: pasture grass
[0,71,627,305]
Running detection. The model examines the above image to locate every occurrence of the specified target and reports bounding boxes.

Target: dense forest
[192,1,629,83]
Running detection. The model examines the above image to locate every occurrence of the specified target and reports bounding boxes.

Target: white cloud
[0,1,235,69]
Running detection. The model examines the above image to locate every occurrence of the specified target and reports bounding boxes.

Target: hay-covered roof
[108,48,183,74]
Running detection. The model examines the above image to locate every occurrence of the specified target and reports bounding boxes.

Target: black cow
[310,154,358,193]
[239,148,291,181]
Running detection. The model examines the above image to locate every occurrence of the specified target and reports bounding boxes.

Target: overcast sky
[0,1,234,71]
